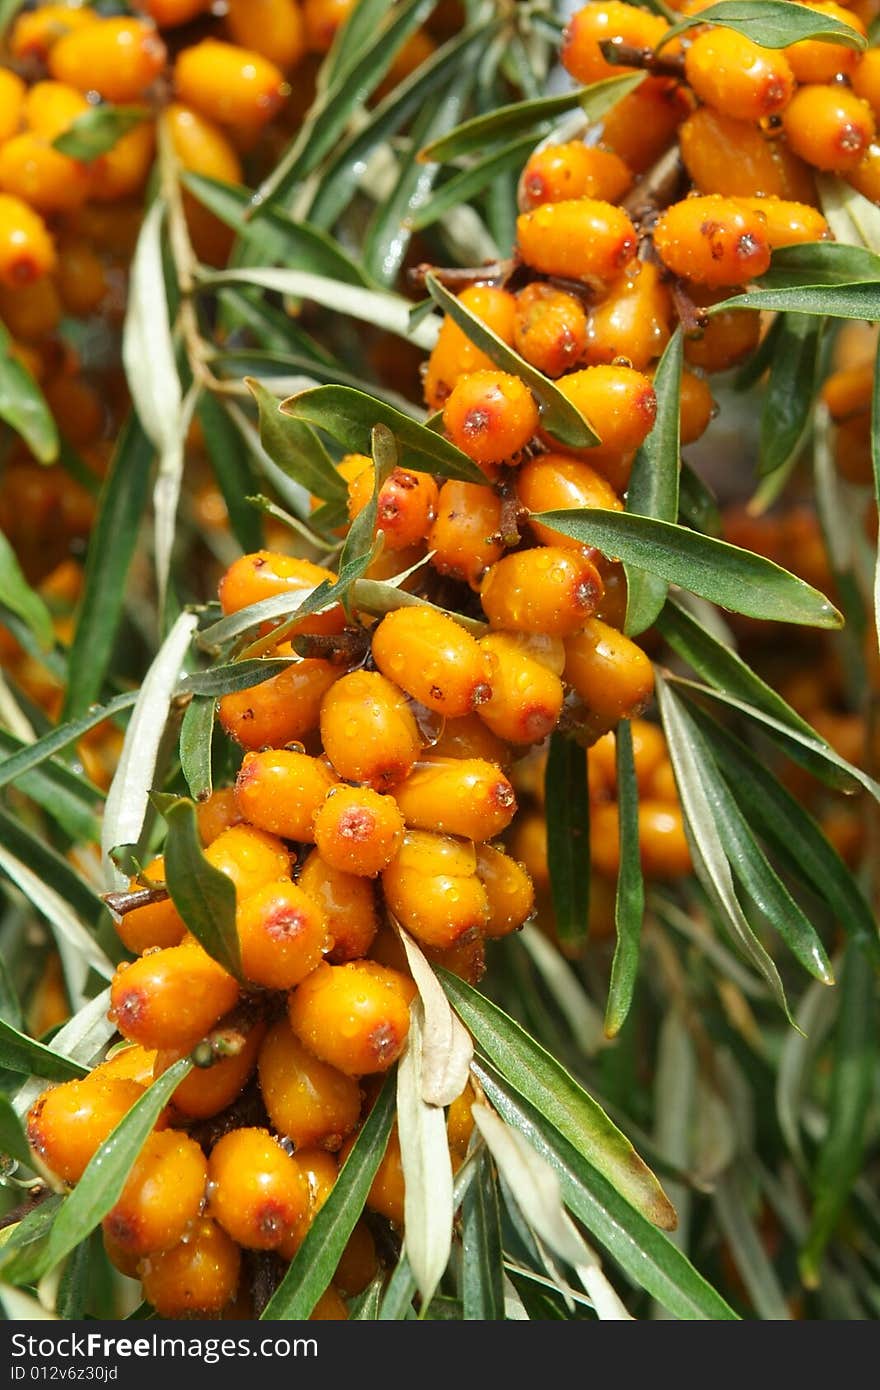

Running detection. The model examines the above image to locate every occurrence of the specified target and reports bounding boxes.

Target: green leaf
[180,659,298,697]
[62,415,153,719]
[321,0,401,87]
[655,678,792,1016]
[248,378,348,502]
[872,330,880,653]
[262,1070,396,1318]
[678,462,721,537]
[438,970,677,1230]
[0,1017,88,1081]
[197,391,264,554]
[532,509,842,628]
[656,0,867,51]
[409,134,538,232]
[475,1067,737,1320]
[281,385,485,483]
[624,328,682,635]
[755,241,880,287]
[424,273,598,448]
[39,1059,193,1278]
[377,1252,418,1320]
[0,690,136,795]
[53,105,150,161]
[179,696,214,802]
[712,1171,792,1320]
[161,797,242,981]
[0,1197,63,1284]
[604,721,645,1038]
[543,732,591,951]
[718,285,880,320]
[0,806,106,932]
[56,1236,91,1320]
[800,942,878,1286]
[0,531,54,651]
[0,1094,31,1167]
[0,321,58,463]
[0,728,103,842]
[461,1151,505,1320]
[759,314,823,478]
[422,72,643,163]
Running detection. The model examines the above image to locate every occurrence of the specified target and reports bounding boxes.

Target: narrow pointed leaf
[872,329,880,651]
[625,328,682,635]
[0,1019,88,1082]
[397,1007,454,1306]
[759,313,823,477]
[717,285,880,320]
[462,1151,505,1320]
[0,807,105,930]
[162,797,242,981]
[410,134,538,232]
[544,732,591,950]
[604,720,645,1037]
[178,696,214,802]
[0,690,136,793]
[0,530,53,650]
[53,105,150,160]
[679,462,722,537]
[657,0,867,50]
[0,1198,64,1284]
[248,377,347,502]
[713,1171,792,1320]
[0,321,58,463]
[0,1095,31,1167]
[197,391,263,553]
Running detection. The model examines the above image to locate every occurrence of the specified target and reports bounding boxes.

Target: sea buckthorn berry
[55,239,107,317]
[110,943,240,1053]
[512,283,589,378]
[103,1228,141,1279]
[786,1,865,82]
[592,721,669,796]
[304,0,354,51]
[319,669,422,790]
[195,787,242,847]
[428,479,504,589]
[334,1220,379,1296]
[563,619,655,721]
[562,2,669,84]
[49,18,167,102]
[684,29,794,122]
[392,757,517,842]
[478,632,565,745]
[584,262,673,371]
[645,756,677,803]
[143,0,212,26]
[348,465,439,550]
[234,748,338,842]
[652,196,771,287]
[24,80,90,140]
[0,196,56,287]
[552,364,657,460]
[287,1147,338,1238]
[311,1288,349,1319]
[481,547,603,637]
[208,1128,309,1250]
[237,878,328,989]
[517,453,622,548]
[91,1045,157,1089]
[204,824,291,899]
[382,831,490,949]
[516,200,637,284]
[103,1130,207,1258]
[139,1218,240,1318]
[0,71,26,143]
[834,412,873,483]
[27,1077,147,1184]
[427,712,512,767]
[476,844,534,939]
[822,362,873,419]
[298,848,378,963]
[679,107,817,201]
[507,810,549,888]
[89,121,157,202]
[313,786,405,878]
[174,39,288,129]
[162,104,243,185]
[853,49,880,120]
[226,0,307,70]
[590,800,692,878]
[846,142,880,201]
[218,550,344,636]
[519,141,632,210]
[733,197,830,248]
[218,655,340,750]
[599,75,690,174]
[155,1021,266,1121]
[10,5,98,61]
[683,288,761,372]
[0,134,89,214]
[258,1020,361,1149]
[288,960,415,1076]
[782,85,875,172]
[371,606,493,717]
[677,369,715,444]
[423,285,517,409]
[443,369,539,469]
[114,856,185,955]
[346,1123,405,1225]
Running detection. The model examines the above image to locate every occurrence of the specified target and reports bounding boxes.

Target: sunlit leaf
[161,797,241,981]
[0,321,58,464]
[624,328,682,635]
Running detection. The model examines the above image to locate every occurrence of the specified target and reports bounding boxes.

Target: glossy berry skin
[225,0,307,71]
[477,632,565,745]
[110,943,240,1053]
[428,711,512,767]
[392,757,517,842]
[600,76,690,174]
[204,824,291,900]
[684,29,794,123]
[91,1046,158,1089]
[428,480,504,589]
[846,142,880,201]
[590,800,692,879]
[516,199,637,284]
[553,365,657,461]
[476,844,535,939]
[195,787,242,847]
[683,288,761,372]
[208,1128,310,1250]
[89,122,157,202]
[234,748,338,842]
[162,103,243,184]
[139,1218,240,1318]
[313,785,405,877]
[519,142,632,210]
[48,18,167,103]
[853,48,880,120]
[0,196,56,287]
[517,453,622,548]
[346,1124,405,1226]
[114,856,186,955]
[237,878,328,989]
[782,85,876,172]
[144,0,212,26]
[786,1,865,83]
[733,196,830,248]
[103,1130,207,1258]
[370,605,492,717]
[319,669,422,790]
[298,848,379,963]
[174,39,288,128]
[0,71,25,143]
[288,960,415,1076]
[27,1076,150,1184]
[218,550,344,636]
[218,654,339,750]
[584,262,673,371]
[23,79,89,139]
[561,2,669,84]
[10,5,98,62]
[443,369,539,468]
[334,1220,379,1296]
[677,370,715,444]
[258,1020,361,1149]
[563,619,654,721]
[154,1021,266,1120]
[423,285,517,409]
[481,547,603,637]
[652,195,771,287]
[304,0,354,52]
[513,283,589,378]
[0,135,89,215]
[348,464,438,550]
[678,107,816,201]
[382,831,490,949]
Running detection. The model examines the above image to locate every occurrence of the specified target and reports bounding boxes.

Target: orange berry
[679,107,816,201]
[162,103,243,184]
[333,1220,379,1296]
[234,748,338,842]
[110,943,240,1053]
[218,549,344,636]
[683,287,761,372]
[298,847,379,963]
[313,785,405,878]
[733,195,830,248]
[517,452,622,548]
[561,2,669,84]
[563,619,655,721]
[347,464,438,550]
[209,1127,309,1250]
[10,5,98,62]
[0,134,89,214]
[288,959,414,1075]
[174,39,288,128]
[427,711,512,766]
[237,878,328,989]
[443,369,539,469]
[512,283,589,378]
[552,364,657,460]
[476,843,534,939]
[846,141,880,200]
[319,669,422,790]
[89,121,157,202]
[428,479,504,589]
[507,811,549,890]
[590,799,692,878]
[478,631,564,745]
[517,199,637,284]
[392,756,517,842]
[345,1124,405,1226]
[423,285,517,410]
[49,17,167,102]
[0,70,26,143]
[225,0,307,71]
[584,261,673,371]
[195,787,243,847]
[27,1076,147,1185]
[258,1019,362,1149]
[90,1045,157,1089]
[218,654,340,750]
[371,604,493,717]
[853,48,880,120]
[204,823,291,899]
[103,1130,207,1257]
[822,362,874,419]
[684,28,794,122]
[519,141,632,210]
[303,0,354,51]
[653,195,771,287]
[139,1218,240,1317]
[599,75,691,174]
[782,85,875,172]
[786,1,865,83]
[55,238,107,317]
[142,0,212,26]
[382,831,490,949]
[154,1020,266,1120]
[481,546,604,637]
[114,856,185,956]
[0,195,56,287]
[23,80,90,140]
[677,368,715,444]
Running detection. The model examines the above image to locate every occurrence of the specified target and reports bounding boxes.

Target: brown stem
[623,148,688,226]
[102,885,169,916]
[670,278,708,336]
[599,38,685,78]
[291,629,370,664]
[0,1186,50,1231]
[497,474,527,548]
[407,260,513,293]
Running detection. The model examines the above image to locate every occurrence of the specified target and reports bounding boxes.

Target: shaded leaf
[544,732,591,951]
[161,797,241,981]
[178,696,214,802]
[604,721,645,1038]
[0,806,105,932]
[410,134,538,232]
[713,1170,792,1320]
[0,1094,31,1167]
[462,1151,505,1320]
[872,329,880,652]
[179,657,297,697]
[0,321,58,463]
[53,105,150,161]
[0,1198,64,1284]
[678,462,722,537]
[0,530,54,650]
[0,1018,88,1082]
[197,390,264,554]
[759,314,823,477]
[624,328,682,635]
[0,690,136,794]
[397,929,473,1106]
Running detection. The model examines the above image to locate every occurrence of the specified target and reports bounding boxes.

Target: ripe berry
[732,196,830,248]
[10,5,98,62]
[234,748,338,842]
[24,80,90,139]
[443,369,539,469]
[109,942,240,1052]
[590,799,692,878]
[516,199,637,284]
[297,848,378,962]
[476,844,535,939]
[319,669,422,790]
[852,48,880,120]
[382,830,490,948]
[48,18,167,103]
[218,654,339,750]
[0,195,56,287]
[481,547,603,637]
[678,107,816,201]
[428,479,504,589]
[512,283,589,378]
[552,364,657,461]
[478,631,565,745]
[27,1076,149,1184]
[519,142,632,210]
[782,85,876,172]
[652,195,771,287]
[103,1130,207,1258]
[677,369,715,444]
[599,75,691,174]
[208,1127,310,1250]
[683,287,761,372]
[517,452,623,548]
[258,1019,361,1149]
[347,463,439,550]
[204,823,291,899]
[684,29,794,122]
[174,39,288,128]
[154,1021,266,1120]
[139,1218,240,1318]
[288,959,415,1075]
[584,261,673,371]
[313,785,405,878]
[162,103,244,185]
[370,605,493,717]
[563,619,655,721]
[218,549,344,635]
[423,285,517,409]
[114,856,185,956]
[237,878,328,989]
[0,71,26,143]
[225,0,307,71]
[786,1,865,83]
[392,756,517,841]
[427,711,512,766]
[561,2,669,85]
